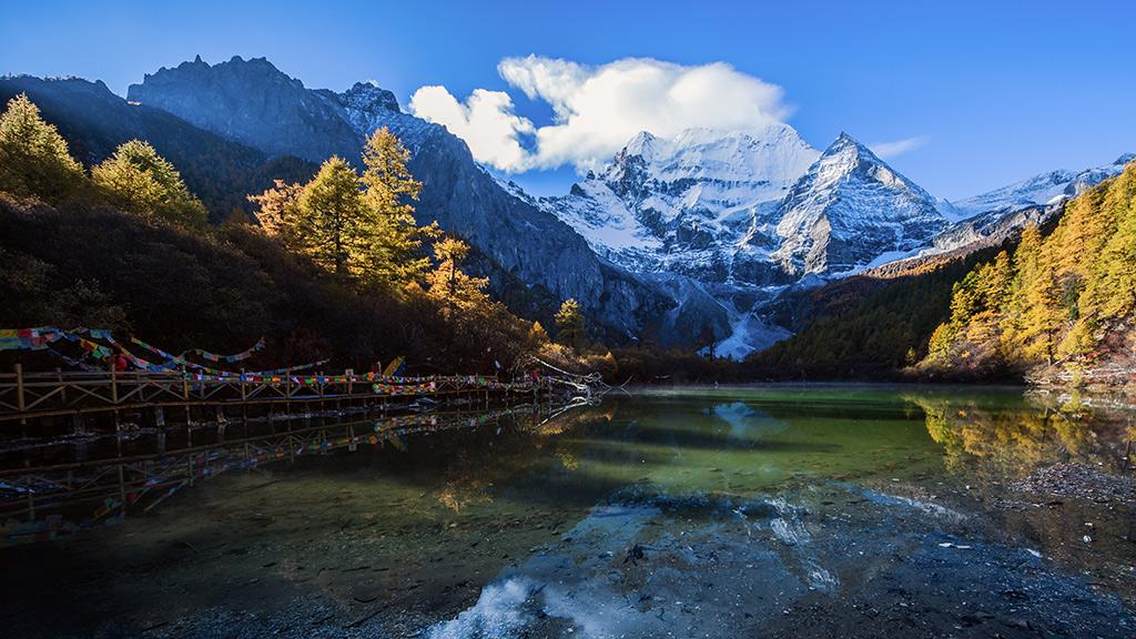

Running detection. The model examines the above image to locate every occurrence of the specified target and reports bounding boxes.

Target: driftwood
[520,355,610,401]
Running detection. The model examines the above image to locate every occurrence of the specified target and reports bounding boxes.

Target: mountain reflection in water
[1,385,1133,639]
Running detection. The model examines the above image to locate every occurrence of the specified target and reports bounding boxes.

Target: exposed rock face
[0,74,316,221]
[126,57,718,344]
[128,56,361,163]
[769,133,948,276]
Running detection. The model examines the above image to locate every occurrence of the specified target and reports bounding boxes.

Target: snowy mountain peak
[535,124,821,283]
[820,132,895,174]
[620,130,661,159]
[602,123,820,186]
[769,132,947,275]
[951,153,1134,218]
[340,81,400,114]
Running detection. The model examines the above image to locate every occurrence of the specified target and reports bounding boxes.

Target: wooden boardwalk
[0,363,566,543]
[0,364,548,428]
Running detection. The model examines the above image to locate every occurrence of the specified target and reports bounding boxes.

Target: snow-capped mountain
[949,153,1136,218]
[531,127,956,357]
[767,133,948,276]
[113,55,1135,359]
[533,123,819,282]
[127,56,706,344]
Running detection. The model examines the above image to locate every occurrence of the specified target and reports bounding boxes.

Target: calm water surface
[2,384,1134,638]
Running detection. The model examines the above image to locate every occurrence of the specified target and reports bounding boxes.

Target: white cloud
[869,136,929,159]
[409,56,792,173]
[408,86,535,171]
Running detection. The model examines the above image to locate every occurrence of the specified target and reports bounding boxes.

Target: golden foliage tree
[361,128,437,288]
[921,161,1136,379]
[250,128,437,290]
[247,179,304,251]
[426,236,491,320]
[0,94,86,201]
[293,156,366,278]
[92,139,207,227]
[555,298,586,349]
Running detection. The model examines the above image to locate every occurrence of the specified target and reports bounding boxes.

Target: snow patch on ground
[710,312,792,360]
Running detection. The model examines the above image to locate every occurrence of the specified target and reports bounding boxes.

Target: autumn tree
[293,156,366,278]
[92,139,207,227]
[0,94,86,201]
[1076,167,1136,322]
[527,321,550,347]
[555,298,586,349]
[252,129,436,290]
[248,179,304,251]
[426,236,491,320]
[920,161,1136,379]
[361,128,437,289]
[1014,224,1063,364]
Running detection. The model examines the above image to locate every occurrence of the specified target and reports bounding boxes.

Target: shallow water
[2,384,1134,638]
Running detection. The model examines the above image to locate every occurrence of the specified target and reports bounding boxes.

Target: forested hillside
[920,162,1136,387]
[745,248,1002,379]
[0,76,315,221]
[0,93,567,374]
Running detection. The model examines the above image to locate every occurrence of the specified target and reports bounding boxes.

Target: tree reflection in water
[909,392,1133,478]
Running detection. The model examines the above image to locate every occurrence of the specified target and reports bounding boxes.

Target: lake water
[2,385,1134,638]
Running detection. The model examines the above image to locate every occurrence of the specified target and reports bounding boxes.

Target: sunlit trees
[361,128,438,288]
[249,128,437,290]
[0,93,85,201]
[426,236,491,319]
[247,178,304,251]
[555,298,585,349]
[92,139,207,227]
[921,161,1136,379]
[292,156,366,278]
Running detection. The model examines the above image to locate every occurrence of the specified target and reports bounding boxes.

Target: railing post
[110,361,119,405]
[14,363,25,413]
[56,367,65,408]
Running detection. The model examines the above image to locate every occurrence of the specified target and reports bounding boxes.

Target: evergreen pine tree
[92,139,207,227]
[295,156,367,278]
[0,94,86,201]
[361,128,437,289]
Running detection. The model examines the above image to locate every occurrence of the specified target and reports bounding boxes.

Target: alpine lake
[2,384,1134,638]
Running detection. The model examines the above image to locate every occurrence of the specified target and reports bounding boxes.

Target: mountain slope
[531,127,960,357]
[768,133,948,276]
[125,57,709,344]
[534,124,819,283]
[951,154,1135,218]
[920,161,1136,386]
[0,75,315,221]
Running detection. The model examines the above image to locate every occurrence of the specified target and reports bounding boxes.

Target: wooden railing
[0,364,545,424]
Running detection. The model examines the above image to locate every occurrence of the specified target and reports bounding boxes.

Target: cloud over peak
[410,55,792,173]
[869,136,930,159]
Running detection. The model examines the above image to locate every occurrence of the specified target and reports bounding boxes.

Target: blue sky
[2,0,1133,199]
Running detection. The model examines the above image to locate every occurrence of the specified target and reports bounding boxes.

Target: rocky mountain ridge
[14,55,1130,357]
[124,56,720,345]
